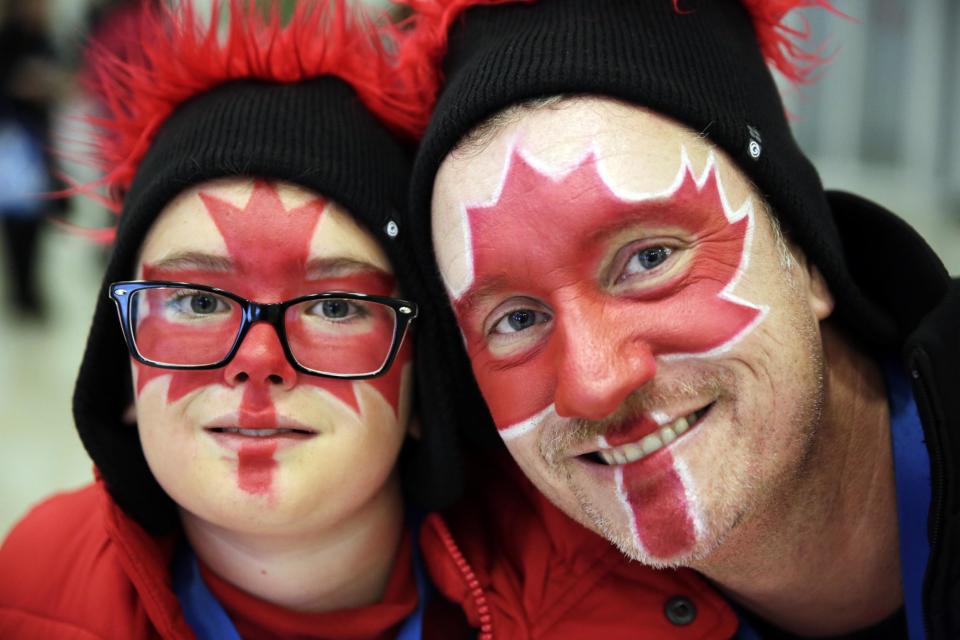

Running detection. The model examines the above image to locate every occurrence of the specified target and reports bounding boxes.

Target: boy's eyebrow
[147,252,233,272]
[305,256,388,279]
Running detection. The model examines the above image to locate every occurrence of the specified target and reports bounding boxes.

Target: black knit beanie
[73,77,463,535]
[405,0,902,446]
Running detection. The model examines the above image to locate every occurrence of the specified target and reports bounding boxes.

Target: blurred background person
[0,0,72,318]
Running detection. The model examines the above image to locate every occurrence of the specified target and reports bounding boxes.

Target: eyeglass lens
[129,287,398,375]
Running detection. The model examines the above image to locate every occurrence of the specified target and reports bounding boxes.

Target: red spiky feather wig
[73,0,422,238]
[395,0,844,136]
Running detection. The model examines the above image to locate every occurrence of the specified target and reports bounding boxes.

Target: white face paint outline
[455,138,769,436]
[440,135,773,561]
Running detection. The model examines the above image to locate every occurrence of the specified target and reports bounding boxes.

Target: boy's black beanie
[73,77,463,535]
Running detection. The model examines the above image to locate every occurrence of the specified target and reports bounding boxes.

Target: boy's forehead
[137,178,391,274]
[431,98,756,295]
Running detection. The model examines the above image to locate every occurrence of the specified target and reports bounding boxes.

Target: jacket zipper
[908,348,943,639]
[433,516,494,640]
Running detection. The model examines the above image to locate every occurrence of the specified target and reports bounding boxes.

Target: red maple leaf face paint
[133,180,410,501]
[447,144,765,559]
[136,181,407,416]
[455,147,762,430]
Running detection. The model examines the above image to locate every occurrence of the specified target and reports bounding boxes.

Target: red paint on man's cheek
[622,452,697,557]
[455,329,557,429]
[237,441,277,495]
[458,150,759,429]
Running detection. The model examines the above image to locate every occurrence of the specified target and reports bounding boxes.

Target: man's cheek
[469,348,555,433]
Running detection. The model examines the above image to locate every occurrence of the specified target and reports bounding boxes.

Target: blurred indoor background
[1,0,958,537]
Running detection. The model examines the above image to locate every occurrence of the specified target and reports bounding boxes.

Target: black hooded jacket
[829,190,960,639]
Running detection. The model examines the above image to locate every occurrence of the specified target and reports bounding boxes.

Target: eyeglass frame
[108,280,418,380]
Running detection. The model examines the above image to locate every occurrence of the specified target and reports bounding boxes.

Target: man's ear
[804,261,835,321]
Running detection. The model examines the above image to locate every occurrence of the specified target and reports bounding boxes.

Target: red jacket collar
[419,453,739,639]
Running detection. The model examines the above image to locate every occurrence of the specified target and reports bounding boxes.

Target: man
[403,1,960,638]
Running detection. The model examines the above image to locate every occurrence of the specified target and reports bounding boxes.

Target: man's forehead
[431,99,756,299]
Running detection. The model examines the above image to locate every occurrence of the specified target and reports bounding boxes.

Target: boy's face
[131,178,413,535]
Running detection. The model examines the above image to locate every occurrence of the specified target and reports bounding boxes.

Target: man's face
[132,178,412,535]
[432,99,833,566]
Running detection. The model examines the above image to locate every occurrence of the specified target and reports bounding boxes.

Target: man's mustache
[538,367,734,465]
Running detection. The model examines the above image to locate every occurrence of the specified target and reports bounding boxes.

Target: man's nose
[223,323,297,389]
[552,308,656,421]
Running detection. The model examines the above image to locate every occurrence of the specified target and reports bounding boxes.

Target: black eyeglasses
[109,281,417,379]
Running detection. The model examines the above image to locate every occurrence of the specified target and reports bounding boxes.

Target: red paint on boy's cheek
[622,452,696,557]
[131,286,236,401]
[134,181,406,417]
[365,335,411,414]
[237,441,278,495]
[456,150,759,430]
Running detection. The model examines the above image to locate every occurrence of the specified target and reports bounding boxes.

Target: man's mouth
[583,403,713,466]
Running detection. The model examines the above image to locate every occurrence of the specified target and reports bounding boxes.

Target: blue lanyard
[172,546,241,640]
[173,530,431,640]
[734,361,930,640]
[396,521,430,640]
[885,359,930,640]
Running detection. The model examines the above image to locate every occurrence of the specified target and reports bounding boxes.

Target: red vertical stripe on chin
[237,441,278,495]
[622,451,697,558]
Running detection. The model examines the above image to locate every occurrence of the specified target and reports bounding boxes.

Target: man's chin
[559,474,731,570]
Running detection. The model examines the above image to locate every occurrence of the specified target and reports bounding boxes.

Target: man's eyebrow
[584,203,693,243]
[456,275,510,313]
[304,256,388,279]
[147,252,233,272]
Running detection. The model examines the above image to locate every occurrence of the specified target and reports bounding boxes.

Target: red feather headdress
[74,0,419,234]
[395,0,845,136]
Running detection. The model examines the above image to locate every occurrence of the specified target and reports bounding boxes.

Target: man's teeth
[597,412,695,466]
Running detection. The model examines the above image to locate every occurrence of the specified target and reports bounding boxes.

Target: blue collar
[173,525,431,640]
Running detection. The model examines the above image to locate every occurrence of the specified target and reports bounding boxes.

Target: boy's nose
[223,323,297,389]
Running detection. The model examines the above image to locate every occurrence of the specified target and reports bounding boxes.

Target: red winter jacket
[0,482,193,639]
[420,460,739,640]
[0,474,738,639]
